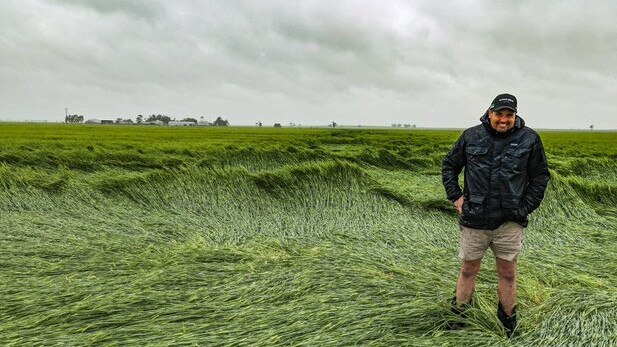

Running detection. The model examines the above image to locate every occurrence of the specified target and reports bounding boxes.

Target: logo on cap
[489,93,517,112]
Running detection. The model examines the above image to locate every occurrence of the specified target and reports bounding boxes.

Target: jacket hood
[480,110,525,135]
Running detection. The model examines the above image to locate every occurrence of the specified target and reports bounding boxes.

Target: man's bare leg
[496,257,517,315]
[455,258,482,306]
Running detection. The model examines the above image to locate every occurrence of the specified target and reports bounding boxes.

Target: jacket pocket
[500,196,520,209]
[501,196,527,222]
[469,194,485,204]
[466,146,489,156]
[461,199,485,225]
[504,147,531,172]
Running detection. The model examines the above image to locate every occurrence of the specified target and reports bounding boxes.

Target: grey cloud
[49,0,165,20]
[193,1,453,101]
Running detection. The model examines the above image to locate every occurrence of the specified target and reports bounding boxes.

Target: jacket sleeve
[442,133,466,202]
[520,136,550,215]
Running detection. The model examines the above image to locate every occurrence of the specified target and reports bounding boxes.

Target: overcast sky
[1,1,616,129]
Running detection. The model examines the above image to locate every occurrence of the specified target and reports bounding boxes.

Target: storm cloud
[1,0,616,129]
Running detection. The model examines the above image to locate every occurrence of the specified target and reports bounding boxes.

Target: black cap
[489,93,517,112]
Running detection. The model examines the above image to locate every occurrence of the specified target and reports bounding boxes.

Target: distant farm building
[169,121,196,126]
[274,123,282,128]
[85,119,114,124]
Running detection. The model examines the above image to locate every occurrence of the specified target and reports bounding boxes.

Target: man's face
[488,109,516,133]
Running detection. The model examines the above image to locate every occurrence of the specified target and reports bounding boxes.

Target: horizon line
[0,120,615,131]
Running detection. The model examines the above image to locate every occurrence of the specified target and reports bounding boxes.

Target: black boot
[497,301,517,338]
[447,296,473,330]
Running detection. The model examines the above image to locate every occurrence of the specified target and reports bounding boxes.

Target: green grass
[1,124,616,346]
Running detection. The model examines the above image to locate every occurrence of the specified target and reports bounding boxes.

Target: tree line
[64,114,229,126]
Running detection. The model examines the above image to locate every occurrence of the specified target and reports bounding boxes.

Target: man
[441,93,550,337]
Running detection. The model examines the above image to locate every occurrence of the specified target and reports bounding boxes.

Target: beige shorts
[459,222,524,262]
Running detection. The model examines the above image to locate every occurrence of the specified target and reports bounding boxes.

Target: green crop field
[1,123,616,346]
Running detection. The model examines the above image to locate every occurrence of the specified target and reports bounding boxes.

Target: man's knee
[496,258,517,283]
[498,270,516,283]
[460,260,481,278]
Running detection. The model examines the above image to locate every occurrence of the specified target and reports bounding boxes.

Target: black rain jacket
[442,112,550,229]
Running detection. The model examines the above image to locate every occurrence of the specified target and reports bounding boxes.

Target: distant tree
[329,121,337,128]
[256,121,263,127]
[136,115,143,124]
[145,114,171,125]
[121,119,134,124]
[65,114,84,123]
[590,124,594,131]
[180,117,198,124]
[213,116,229,126]
[115,118,123,124]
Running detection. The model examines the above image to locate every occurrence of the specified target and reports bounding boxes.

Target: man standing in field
[441,93,550,337]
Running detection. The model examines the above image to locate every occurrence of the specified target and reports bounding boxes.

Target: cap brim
[491,106,516,112]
